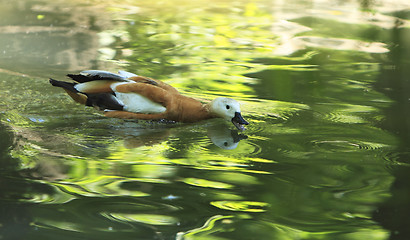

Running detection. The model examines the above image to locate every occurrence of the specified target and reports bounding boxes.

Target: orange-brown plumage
[49,70,249,130]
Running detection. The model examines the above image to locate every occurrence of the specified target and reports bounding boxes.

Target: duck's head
[209,97,249,131]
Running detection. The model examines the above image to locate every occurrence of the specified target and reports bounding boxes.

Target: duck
[49,70,249,130]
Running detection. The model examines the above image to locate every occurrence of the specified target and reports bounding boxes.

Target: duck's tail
[49,78,124,111]
[50,78,88,105]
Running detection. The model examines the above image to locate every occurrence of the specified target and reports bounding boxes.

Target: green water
[1,0,410,239]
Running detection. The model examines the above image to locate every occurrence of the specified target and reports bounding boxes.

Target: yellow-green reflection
[182,178,234,189]
[109,213,178,226]
[211,201,269,212]
[176,215,235,240]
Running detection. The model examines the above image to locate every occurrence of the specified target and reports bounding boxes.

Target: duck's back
[65,71,173,114]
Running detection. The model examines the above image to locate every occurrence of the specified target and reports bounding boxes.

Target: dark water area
[0,0,410,239]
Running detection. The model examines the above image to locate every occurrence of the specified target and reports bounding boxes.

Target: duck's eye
[226,105,230,110]
[224,142,228,146]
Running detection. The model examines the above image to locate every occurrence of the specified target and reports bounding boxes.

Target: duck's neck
[203,102,216,117]
[171,95,216,123]
[190,101,217,121]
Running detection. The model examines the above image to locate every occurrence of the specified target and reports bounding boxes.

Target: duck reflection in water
[14,121,248,181]
[120,122,248,150]
[207,126,248,150]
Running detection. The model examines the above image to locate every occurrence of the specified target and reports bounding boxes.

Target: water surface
[1,0,410,239]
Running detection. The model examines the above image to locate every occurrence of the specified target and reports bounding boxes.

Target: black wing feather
[50,78,124,111]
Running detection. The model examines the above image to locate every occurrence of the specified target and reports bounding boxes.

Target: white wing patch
[115,92,166,114]
[111,82,166,114]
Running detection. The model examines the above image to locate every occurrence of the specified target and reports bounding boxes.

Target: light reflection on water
[0,0,409,239]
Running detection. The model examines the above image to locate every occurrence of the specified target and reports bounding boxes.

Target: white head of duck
[209,97,248,131]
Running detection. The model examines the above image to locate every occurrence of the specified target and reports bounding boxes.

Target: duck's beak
[231,112,249,131]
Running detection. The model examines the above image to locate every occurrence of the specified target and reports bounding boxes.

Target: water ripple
[310,139,389,152]
[30,197,183,237]
[210,201,269,212]
[44,176,174,202]
[382,151,410,167]
[104,213,179,226]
